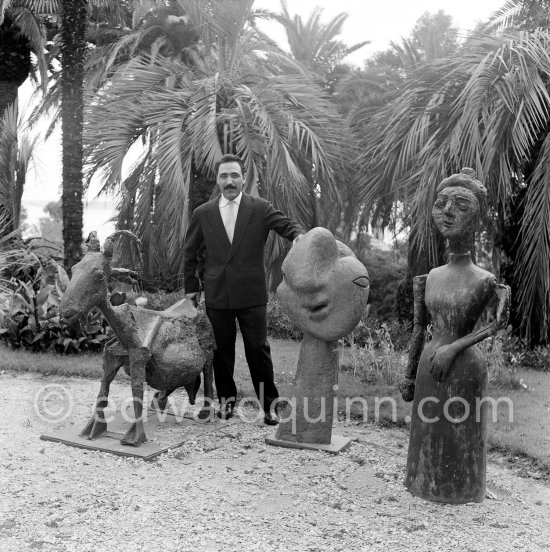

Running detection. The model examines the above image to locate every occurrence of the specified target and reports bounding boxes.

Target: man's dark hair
[215,154,245,176]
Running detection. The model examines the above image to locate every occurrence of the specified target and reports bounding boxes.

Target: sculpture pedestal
[41,406,221,460]
[266,335,351,454]
[265,432,351,454]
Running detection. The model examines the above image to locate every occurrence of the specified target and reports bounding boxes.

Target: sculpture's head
[432,168,487,240]
[60,231,140,323]
[277,227,370,341]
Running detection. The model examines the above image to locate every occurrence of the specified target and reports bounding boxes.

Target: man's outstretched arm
[264,201,305,241]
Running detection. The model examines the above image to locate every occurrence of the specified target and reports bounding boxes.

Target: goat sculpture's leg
[198,356,215,420]
[150,388,178,412]
[121,346,151,446]
[80,346,125,440]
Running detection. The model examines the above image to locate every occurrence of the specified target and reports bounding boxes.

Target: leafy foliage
[340,321,407,385]
[0,261,110,352]
[266,293,302,341]
[343,317,412,353]
[0,0,57,91]
[353,244,407,321]
[0,101,40,236]
[38,199,62,241]
[353,25,550,343]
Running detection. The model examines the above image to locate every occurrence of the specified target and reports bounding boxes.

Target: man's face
[217,161,244,200]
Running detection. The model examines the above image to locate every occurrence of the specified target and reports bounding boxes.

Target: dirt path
[0,372,549,552]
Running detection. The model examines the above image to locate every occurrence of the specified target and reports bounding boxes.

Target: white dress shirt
[219,192,242,242]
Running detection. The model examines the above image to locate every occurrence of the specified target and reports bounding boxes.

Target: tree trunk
[61,0,88,271]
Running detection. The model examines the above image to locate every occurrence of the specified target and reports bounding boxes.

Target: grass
[0,346,105,378]
[1,337,549,473]
[486,368,550,470]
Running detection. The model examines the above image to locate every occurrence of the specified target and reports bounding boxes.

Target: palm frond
[515,132,550,342]
[10,6,49,91]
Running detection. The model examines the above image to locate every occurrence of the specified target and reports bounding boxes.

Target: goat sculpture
[60,231,215,447]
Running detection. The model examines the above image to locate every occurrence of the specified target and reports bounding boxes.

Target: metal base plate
[40,407,220,460]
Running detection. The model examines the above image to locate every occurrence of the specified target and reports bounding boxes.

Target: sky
[253,0,505,64]
[21,0,506,241]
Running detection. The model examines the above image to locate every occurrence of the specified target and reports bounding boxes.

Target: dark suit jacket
[183,193,304,309]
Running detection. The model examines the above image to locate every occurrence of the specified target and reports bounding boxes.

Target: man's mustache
[224,184,237,189]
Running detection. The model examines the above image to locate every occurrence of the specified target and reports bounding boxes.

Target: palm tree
[0,1,131,268]
[84,0,198,94]
[0,1,55,240]
[484,0,550,32]
[272,0,368,93]
[0,0,53,119]
[354,25,550,343]
[0,101,40,235]
[84,0,349,288]
[269,1,369,238]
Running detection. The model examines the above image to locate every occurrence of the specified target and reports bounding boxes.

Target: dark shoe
[264,411,279,425]
[216,403,235,420]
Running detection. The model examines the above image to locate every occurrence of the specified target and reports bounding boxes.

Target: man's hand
[185,292,198,307]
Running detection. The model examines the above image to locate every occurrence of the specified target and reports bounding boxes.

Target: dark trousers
[206,305,279,413]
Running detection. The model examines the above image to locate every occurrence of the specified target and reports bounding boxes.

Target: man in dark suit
[183,154,304,424]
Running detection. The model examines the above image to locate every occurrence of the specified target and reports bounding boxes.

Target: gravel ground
[1,371,549,552]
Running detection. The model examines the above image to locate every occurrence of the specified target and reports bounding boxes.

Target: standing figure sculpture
[399,168,510,503]
[267,227,370,453]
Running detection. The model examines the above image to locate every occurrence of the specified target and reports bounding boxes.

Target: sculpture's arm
[430,283,511,381]
[399,275,428,402]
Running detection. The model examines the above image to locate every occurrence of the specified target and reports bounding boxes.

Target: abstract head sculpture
[277,227,370,342]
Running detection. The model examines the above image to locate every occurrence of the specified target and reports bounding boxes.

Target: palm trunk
[61,0,88,271]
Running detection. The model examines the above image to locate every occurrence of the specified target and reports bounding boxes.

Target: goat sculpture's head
[60,231,141,323]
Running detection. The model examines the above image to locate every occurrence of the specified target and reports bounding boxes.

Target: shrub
[344,317,411,352]
[502,336,550,373]
[480,336,527,390]
[0,264,110,353]
[353,245,407,321]
[266,294,302,340]
[340,323,406,385]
